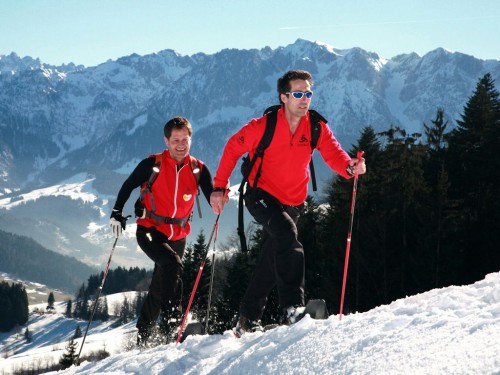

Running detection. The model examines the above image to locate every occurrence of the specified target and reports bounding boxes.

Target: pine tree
[73,325,82,339]
[93,296,104,321]
[73,283,86,319]
[47,291,55,311]
[17,283,29,326]
[182,230,212,322]
[59,339,78,369]
[0,282,29,331]
[65,299,72,318]
[216,252,247,330]
[424,108,448,156]
[24,326,33,342]
[446,73,500,283]
[118,296,132,324]
[319,126,387,314]
[379,127,431,297]
[100,296,109,322]
[424,108,451,287]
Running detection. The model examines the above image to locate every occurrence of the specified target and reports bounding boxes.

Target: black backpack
[237,105,325,252]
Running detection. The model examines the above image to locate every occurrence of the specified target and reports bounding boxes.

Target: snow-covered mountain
[1,271,498,374]
[1,39,500,268]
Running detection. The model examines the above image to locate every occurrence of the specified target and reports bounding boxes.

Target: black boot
[234,316,263,337]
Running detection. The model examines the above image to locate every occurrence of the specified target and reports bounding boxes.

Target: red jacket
[137,151,202,240]
[214,107,352,206]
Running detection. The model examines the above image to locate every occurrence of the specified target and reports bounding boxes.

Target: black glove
[110,209,131,238]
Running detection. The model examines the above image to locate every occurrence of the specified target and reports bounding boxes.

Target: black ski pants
[135,225,186,334]
[240,187,305,321]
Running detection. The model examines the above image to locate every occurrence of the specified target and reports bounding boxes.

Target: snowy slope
[1,272,498,375]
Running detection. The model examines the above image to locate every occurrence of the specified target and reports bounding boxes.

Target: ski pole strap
[144,212,189,227]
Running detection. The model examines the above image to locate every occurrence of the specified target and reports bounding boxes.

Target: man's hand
[347,157,366,176]
[110,209,131,238]
[210,189,229,214]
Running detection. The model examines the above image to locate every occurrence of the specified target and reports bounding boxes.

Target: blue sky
[1,0,499,67]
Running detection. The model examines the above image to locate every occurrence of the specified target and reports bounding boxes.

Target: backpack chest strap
[144,211,190,228]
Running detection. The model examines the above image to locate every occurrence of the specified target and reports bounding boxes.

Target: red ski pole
[339,150,364,320]
[176,214,220,344]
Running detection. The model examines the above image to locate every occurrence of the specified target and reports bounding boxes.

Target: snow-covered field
[1,273,499,375]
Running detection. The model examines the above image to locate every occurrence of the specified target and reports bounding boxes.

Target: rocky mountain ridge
[1,39,499,267]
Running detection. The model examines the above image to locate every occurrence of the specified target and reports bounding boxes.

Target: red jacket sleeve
[316,121,353,179]
[213,117,266,189]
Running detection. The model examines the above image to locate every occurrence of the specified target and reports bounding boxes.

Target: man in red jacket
[210,70,366,335]
[110,117,214,347]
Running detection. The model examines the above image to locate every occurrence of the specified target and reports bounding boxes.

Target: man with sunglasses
[210,70,366,336]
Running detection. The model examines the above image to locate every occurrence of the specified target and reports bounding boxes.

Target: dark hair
[164,116,193,138]
[277,70,313,103]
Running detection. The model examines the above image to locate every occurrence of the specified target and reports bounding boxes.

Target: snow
[1,272,499,375]
[114,159,142,175]
[126,114,148,136]
[198,105,255,130]
[314,41,341,56]
[0,174,99,210]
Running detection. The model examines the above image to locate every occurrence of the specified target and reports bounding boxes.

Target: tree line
[0,281,28,332]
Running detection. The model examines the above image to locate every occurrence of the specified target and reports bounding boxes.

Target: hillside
[0,273,72,305]
[0,272,498,374]
[0,229,97,294]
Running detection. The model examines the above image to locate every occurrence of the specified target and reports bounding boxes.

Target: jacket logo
[183,194,192,201]
[238,135,245,144]
[299,135,309,143]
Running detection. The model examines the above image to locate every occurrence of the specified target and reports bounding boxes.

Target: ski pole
[176,214,220,344]
[205,222,219,333]
[76,236,119,365]
[339,150,364,320]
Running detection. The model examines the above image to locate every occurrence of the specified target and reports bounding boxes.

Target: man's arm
[198,165,214,204]
[316,122,361,179]
[113,157,154,211]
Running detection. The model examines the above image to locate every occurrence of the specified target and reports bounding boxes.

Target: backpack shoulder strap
[189,155,202,185]
[189,155,203,219]
[307,110,325,192]
[138,153,163,211]
[154,152,162,165]
[144,153,163,192]
[308,109,325,150]
[256,105,280,156]
[240,106,279,182]
[238,106,280,252]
